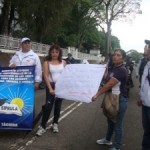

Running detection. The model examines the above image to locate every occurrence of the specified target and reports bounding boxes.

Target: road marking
[10,101,82,150]
[59,102,82,122]
[47,102,77,124]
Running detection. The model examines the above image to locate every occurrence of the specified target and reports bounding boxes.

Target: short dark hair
[68,53,72,57]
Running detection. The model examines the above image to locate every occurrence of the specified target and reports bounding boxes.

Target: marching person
[9,37,42,89]
[36,44,66,136]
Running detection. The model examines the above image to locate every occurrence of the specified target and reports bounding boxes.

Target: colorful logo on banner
[0,66,35,130]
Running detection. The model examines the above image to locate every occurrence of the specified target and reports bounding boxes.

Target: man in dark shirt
[65,53,76,64]
[136,57,147,83]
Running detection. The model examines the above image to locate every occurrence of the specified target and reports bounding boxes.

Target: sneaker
[96,138,112,145]
[109,147,120,150]
[36,126,46,136]
[52,123,59,133]
[46,123,53,130]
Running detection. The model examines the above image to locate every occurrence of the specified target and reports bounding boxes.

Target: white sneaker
[46,123,53,130]
[36,126,46,136]
[52,123,59,133]
[96,138,112,145]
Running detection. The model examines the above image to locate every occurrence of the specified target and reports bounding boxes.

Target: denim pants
[106,95,128,149]
[41,83,63,129]
[142,105,150,150]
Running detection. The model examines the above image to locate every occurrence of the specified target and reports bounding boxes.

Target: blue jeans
[41,83,63,129]
[142,105,150,150]
[106,96,128,149]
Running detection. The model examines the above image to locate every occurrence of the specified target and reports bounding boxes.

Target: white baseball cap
[21,37,31,43]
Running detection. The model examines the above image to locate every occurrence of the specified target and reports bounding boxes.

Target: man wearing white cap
[9,37,42,89]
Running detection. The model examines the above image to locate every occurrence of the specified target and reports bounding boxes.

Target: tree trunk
[105,3,111,57]
[106,23,111,54]
[8,2,15,35]
[0,0,11,35]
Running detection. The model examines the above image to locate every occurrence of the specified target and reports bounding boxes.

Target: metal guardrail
[0,35,104,62]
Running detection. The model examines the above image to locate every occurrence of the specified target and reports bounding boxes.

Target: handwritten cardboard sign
[55,64,106,103]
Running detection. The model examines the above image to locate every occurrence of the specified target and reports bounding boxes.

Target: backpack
[139,58,147,77]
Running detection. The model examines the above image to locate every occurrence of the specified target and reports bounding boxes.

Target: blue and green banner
[0,66,35,130]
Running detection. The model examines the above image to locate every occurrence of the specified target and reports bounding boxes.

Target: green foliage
[127,50,143,63]
[54,0,97,48]
[0,0,122,57]
[111,35,120,50]
[10,0,76,42]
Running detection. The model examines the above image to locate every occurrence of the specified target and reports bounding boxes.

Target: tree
[0,0,11,35]
[126,49,143,63]
[111,35,120,50]
[92,0,142,56]
[14,0,77,42]
[0,0,121,55]
[56,0,101,51]
[0,0,76,41]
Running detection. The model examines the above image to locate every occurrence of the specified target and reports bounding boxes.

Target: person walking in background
[92,49,128,150]
[9,37,42,89]
[107,52,114,71]
[36,44,66,136]
[138,44,150,150]
[126,56,134,88]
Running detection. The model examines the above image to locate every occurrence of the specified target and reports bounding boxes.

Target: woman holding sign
[36,44,66,136]
[92,49,128,150]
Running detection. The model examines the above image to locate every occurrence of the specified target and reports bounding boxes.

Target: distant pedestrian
[126,56,134,87]
[65,53,76,64]
[36,44,66,136]
[138,44,150,150]
[92,49,128,150]
[9,37,42,89]
[107,52,114,71]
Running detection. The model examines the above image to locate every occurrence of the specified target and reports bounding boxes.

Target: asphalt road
[0,72,143,150]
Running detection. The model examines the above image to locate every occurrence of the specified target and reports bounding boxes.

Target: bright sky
[112,0,150,53]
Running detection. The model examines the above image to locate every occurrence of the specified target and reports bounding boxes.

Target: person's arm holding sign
[92,49,128,102]
[92,78,118,101]
[91,49,128,150]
